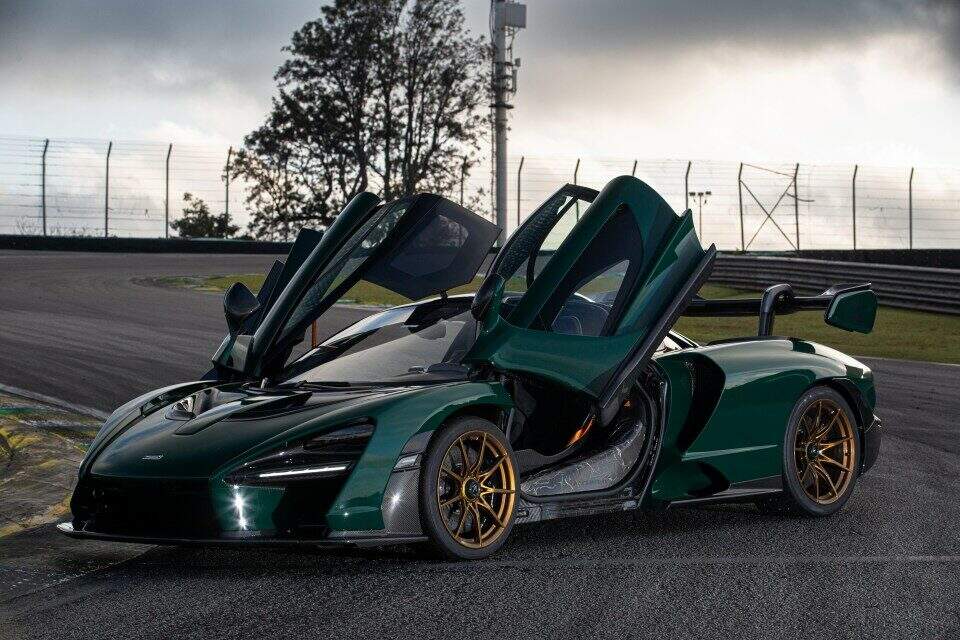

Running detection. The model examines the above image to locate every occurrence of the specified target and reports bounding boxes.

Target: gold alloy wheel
[436,430,516,549]
[795,399,856,505]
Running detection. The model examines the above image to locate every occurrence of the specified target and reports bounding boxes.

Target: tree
[170,193,239,239]
[232,0,489,240]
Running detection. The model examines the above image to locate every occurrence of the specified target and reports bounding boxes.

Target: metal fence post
[737,162,745,252]
[516,155,524,227]
[793,162,800,251]
[852,164,858,250]
[104,141,112,237]
[225,146,233,218]
[573,158,581,219]
[908,166,914,249]
[41,139,49,236]
[165,143,172,238]
[684,161,692,211]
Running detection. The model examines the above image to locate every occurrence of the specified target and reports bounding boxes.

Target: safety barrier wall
[0,234,290,254]
[710,254,960,315]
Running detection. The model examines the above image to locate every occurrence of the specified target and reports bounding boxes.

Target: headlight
[224,421,374,486]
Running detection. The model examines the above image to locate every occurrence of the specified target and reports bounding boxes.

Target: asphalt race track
[0,250,371,413]
[2,251,959,639]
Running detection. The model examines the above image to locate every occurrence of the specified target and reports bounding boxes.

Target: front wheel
[419,417,517,560]
[761,387,860,516]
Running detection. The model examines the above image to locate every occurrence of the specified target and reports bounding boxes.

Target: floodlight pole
[491,0,525,240]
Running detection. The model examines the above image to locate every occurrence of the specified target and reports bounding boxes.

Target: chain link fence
[2,135,959,249]
[0,136,246,238]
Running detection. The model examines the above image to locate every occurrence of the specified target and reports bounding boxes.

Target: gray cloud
[0,0,311,51]
[1,0,957,148]
[1,0,956,101]
[931,0,960,65]
[523,0,959,68]
[0,0,319,97]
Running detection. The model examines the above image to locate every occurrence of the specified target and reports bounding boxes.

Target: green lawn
[674,285,960,365]
[197,274,484,307]
[183,275,960,365]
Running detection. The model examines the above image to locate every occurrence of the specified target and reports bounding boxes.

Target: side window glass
[536,207,643,337]
[282,201,408,338]
[497,193,586,315]
[572,259,629,305]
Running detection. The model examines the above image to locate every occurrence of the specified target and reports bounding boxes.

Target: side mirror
[471,274,505,321]
[825,289,877,334]
[224,282,261,337]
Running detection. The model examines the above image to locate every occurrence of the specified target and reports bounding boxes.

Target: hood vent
[172,391,311,436]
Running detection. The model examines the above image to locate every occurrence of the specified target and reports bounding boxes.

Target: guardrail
[711,254,960,315]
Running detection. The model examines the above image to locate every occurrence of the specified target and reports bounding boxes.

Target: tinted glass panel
[280,200,409,342]
[277,195,497,349]
[535,206,643,337]
[364,200,497,300]
[495,191,593,304]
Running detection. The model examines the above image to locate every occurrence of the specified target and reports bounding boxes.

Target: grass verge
[165,274,960,365]
[0,394,99,537]
[673,285,960,365]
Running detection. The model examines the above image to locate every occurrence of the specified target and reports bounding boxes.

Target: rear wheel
[760,387,860,516]
[419,417,517,560]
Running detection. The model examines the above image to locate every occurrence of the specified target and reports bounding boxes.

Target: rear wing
[683,283,878,336]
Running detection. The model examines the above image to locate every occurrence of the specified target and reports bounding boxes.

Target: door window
[493,189,595,315]
[281,200,410,341]
[533,206,644,337]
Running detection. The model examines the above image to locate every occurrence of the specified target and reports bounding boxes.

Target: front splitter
[56,521,427,548]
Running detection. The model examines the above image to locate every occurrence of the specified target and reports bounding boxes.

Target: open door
[466,175,715,424]
[213,192,499,379]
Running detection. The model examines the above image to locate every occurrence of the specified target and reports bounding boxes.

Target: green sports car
[59,176,881,559]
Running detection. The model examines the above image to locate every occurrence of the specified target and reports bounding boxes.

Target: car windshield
[280,299,475,385]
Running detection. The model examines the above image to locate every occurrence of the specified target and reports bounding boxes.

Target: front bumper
[62,465,425,547]
[56,521,426,548]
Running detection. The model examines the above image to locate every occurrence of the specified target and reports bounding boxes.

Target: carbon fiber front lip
[56,521,427,548]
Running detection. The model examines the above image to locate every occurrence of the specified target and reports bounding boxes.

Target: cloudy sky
[1,0,958,166]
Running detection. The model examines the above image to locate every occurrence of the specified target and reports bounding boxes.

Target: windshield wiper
[397,363,469,377]
[425,363,469,373]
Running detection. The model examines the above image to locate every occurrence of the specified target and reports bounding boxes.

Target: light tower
[491,0,526,237]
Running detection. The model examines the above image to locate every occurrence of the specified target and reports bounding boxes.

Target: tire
[419,416,517,560]
[759,386,860,516]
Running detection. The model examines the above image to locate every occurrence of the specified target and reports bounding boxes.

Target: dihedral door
[467,176,713,418]
[215,192,499,377]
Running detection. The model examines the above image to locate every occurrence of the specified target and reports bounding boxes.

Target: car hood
[86,383,430,480]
